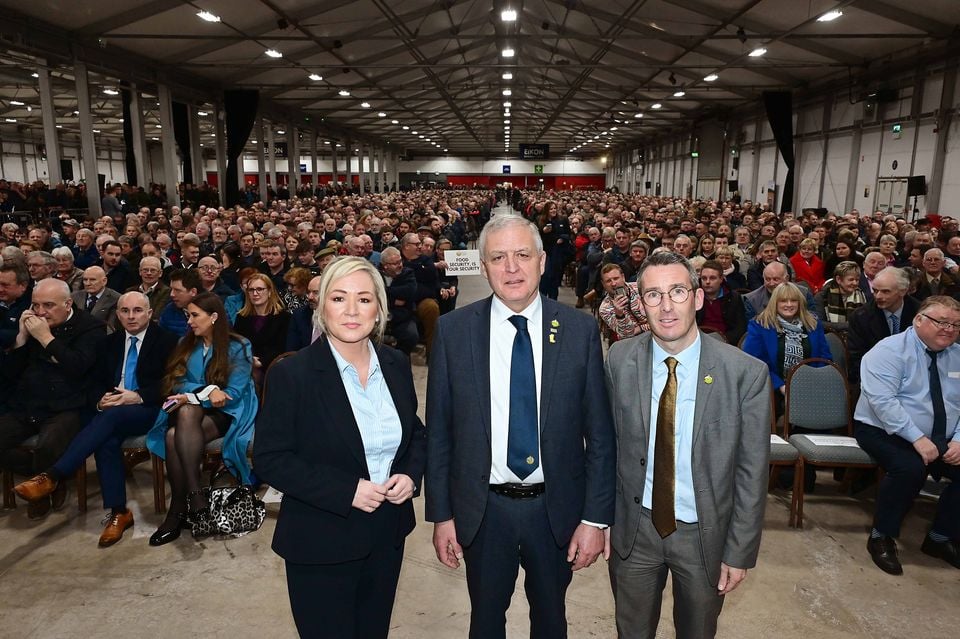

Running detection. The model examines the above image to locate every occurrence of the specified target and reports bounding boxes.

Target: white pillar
[129,83,148,187]
[287,122,299,193]
[73,61,101,214]
[256,117,267,204]
[392,151,399,192]
[310,131,318,191]
[365,145,374,193]
[157,83,181,208]
[188,105,204,185]
[380,148,387,193]
[267,125,276,198]
[214,102,227,205]
[330,140,338,187]
[37,61,61,185]
[345,139,353,190]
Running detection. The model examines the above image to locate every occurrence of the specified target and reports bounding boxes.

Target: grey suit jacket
[72,288,120,333]
[605,331,770,586]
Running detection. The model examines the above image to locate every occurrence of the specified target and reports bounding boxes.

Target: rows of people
[0,186,956,638]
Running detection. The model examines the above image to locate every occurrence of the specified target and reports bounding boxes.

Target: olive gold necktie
[652,357,678,538]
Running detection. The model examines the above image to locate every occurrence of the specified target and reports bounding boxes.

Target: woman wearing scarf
[814,261,868,332]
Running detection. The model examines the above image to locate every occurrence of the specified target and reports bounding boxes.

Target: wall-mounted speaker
[728,180,739,192]
[908,175,926,197]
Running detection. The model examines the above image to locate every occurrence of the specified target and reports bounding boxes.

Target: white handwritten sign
[445,250,482,275]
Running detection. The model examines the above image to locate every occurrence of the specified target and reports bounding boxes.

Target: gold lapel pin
[704,375,713,384]
[549,334,556,344]
[551,319,560,328]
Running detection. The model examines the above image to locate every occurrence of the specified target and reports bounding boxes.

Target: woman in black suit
[254,256,426,639]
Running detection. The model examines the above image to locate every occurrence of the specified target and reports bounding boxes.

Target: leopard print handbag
[192,484,266,538]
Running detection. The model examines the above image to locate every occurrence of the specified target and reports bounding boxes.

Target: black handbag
[191,471,266,539]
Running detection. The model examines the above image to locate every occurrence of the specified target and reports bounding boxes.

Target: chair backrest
[260,350,297,403]
[824,331,848,376]
[784,357,851,435]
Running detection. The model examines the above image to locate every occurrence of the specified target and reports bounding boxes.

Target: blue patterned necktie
[507,315,539,480]
[889,313,899,335]
[124,336,139,391]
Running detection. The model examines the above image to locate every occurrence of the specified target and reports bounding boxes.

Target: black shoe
[149,513,188,546]
[921,536,960,569]
[27,497,51,520]
[867,536,903,575]
[50,481,67,511]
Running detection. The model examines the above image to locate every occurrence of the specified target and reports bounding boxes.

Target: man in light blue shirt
[855,295,960,575]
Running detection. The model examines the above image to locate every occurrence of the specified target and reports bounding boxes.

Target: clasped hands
[18,310,53,346]
[351,474,415,512]
[914,436,960,465]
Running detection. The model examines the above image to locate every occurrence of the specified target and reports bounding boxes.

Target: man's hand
[432,519,463,569]
[942,440,960,465]
[99,388,142,409]
[913,436,940,464]
[717,563,747,595]
[23,314,53,346]
[383,473,414,504]
[351,478,387,512]
[566,523,605,571]
[611,294,628,316]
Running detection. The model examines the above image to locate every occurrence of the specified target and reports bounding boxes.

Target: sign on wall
[534,164,544,174]
[519,144,549,160]
[503,165,511,174]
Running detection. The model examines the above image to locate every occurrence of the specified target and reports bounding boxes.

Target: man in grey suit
[605,251,770,639]
[426,214,616,638]
[71,266,120,332]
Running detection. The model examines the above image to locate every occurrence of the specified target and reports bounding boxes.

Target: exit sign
[534,164,544,174]
[691,151,700,158]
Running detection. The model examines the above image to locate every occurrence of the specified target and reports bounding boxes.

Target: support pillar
[287,122,299,193]
[129,83,148,188]
[927,59,957,215]
[214,101,227,205]
[74,62,102,215]
[345,139,353,190]
[310,131,318,192]
[330,140,338,187]
[256,117,267,204]
[188,105,204,187]
[157,83,181,209]
[267,124,276,198]
[37,61,61,185]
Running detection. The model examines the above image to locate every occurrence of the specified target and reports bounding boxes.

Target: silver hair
[635,250,700,291]
[478,214,543,259]
[51,246,74,262]
[874,266,910,292]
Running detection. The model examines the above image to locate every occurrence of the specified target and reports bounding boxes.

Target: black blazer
[88,323,180,407]
[846,296,919,383]
[425,295,616,547]
[233,312,291,369]
[253,336,427,564]
[285,306,314,352]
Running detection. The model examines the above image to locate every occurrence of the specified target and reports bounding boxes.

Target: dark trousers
[284,538,405,639]
[0,411,81,477]
[538,255,561,300]
[609,509,724,639]
[463,491,572,639]
[388,317,420,354]
[576,264,592,298]
[855,422,960,539]
[52,404,158,510]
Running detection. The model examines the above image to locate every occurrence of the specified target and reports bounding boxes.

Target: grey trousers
[609,509,724,639]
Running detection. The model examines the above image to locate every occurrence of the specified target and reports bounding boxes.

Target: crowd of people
[0,181,957,637]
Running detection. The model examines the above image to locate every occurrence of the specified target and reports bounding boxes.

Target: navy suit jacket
[285,306,314,352]
[254,336,427,564]
[425,295,616,547]
[89,323,179,407]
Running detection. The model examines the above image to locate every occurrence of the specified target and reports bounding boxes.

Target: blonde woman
[233,273,290,388]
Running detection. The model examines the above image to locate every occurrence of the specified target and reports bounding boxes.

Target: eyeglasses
[246,287,268,294]
[919,313,960,331]
[199,265,221,271]
[641,285,694,307]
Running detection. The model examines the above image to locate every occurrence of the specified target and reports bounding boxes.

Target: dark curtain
[172,101,193,185]
[224,90,259,207]
[120,82,137,185]
[762,91,795,213]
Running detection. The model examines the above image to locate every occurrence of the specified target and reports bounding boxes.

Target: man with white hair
[915,248,960,300]
[72,228,99,269]
[72,266,121,331]
[127,256,170,313]
[0,279,106,518]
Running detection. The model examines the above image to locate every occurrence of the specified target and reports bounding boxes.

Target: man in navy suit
[14,291,179,546]
[426,214,616,638]
[286,274,322,351]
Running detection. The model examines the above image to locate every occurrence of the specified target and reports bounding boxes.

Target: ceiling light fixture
[402,125,409,130]
[412,130,418,134]
[673,91,685,97]
[338,90,350,96]
[748,47,767,57]
[502,72,513,80]
[503,101,512,108]
[197,10,220,22]
[501,48,515,58]
[360,102,371,108]
[634,113,643,118]
[378,112,386,117]
[309,73,322,81]
[704,73,719,82]
[5,118,16,123]
[198,111,208,116]
[501,9,517,21]
[265,49,283,58]
[103,88,119,95]
[277,130,285,134]
[817,10,843,22]
[502,89,512,96]
[31,73,39,78]
[651,103,662,109]
[10,100,24,106]
[392,120,399,124]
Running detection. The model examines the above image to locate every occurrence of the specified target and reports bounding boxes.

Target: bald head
[762,261,788,292]
[31,278,72,328]
[82,266,108,295]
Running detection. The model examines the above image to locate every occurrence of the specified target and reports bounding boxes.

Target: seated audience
[696,260,747,345]
[0,264,31,349]
[400,233,440,357]
[847,267,919,384]
[158,269,201,337]
[13,292,179,545]
[52,247,84,292]
[914,248,960,300]
[790,238,826,293]
[282,267,312,311]
[72,266,120,332]
[379,247,420,354]
[815,261,868,333]
[286,274,322,351]
[129,256,171,313]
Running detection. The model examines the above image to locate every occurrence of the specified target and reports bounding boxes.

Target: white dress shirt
[489,295,544,485]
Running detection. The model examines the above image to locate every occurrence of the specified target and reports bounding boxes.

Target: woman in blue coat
[146,292,258,546]
[742,281,832,411]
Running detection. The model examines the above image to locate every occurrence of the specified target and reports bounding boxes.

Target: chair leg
[152,454,166,514]
[2,469,14,509]
[793,458,805,529]
[75,461,87,513]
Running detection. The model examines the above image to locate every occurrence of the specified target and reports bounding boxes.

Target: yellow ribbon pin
[704,375,713,384]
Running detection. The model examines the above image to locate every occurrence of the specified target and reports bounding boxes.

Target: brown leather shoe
[14,472,58,502]
[98,510,134,547]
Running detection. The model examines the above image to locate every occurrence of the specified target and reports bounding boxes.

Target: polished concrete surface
[1,204,957,638]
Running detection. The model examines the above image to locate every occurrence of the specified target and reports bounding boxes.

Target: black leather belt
[489,483,545,499]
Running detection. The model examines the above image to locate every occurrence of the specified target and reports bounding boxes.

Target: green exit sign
[892,123,902,133]
[691,151,699,158]
[534,164,544,174]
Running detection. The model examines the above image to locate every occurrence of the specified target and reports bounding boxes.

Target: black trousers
[463,491,573,639]
[855,422,960,539]
[0,411,81,477]
[284,537,405,639]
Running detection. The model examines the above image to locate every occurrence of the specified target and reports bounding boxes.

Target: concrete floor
[2,204,958,638]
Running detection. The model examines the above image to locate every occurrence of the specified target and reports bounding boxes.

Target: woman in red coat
[790,238,826,293]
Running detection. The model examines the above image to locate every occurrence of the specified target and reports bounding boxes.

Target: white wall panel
[823,132,852,214]
[854,130,882,213]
